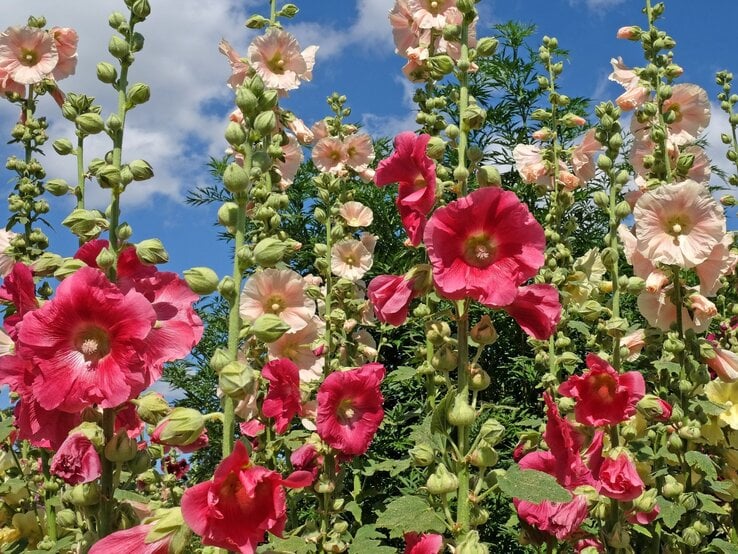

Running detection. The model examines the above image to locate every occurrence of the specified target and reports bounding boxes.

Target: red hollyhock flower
[115,402,145,438]
[316,363,385,457]
[18,267,156,412]
[367,274,417,326]
[424,187,546,308]
[375,132,436,245]
[290,444,323,482]
[261,358,301,434]
[404,532,443,553]
[50,432,102,485]
[502,284,562,340]
[516,494,588,541]
[181,441,312,554]
[0,262,38,338]
[598,452,644,501]
[558,354,646,427]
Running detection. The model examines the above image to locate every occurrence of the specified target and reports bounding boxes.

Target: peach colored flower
[49,27,77,81]
[268,317,325,382]
[617,85,649,111]
[248,29,317,92]
[707,346,738,382]
[390,0,420,55]
[219,39,252,89]
[344,133,375,172]
[0,26,58,85]
[608,57,638,88]
[696,234,738,296]
[618,224,669,293]
[426,7,477,62]
[0,66,24,96]
[637,286,712,333]
[630,138,711,182]
[688,293,718,328]
[239,268,315,332]
[331,238,374,282]
[402,46,429,82]
[662,84,710,145]
[621,329,646,361]
[311,119,329,141]
[609,58,648,111]
[277,135,303,190]
[0,229,17,277]
[513,144,548,184]
[633,180,725,268]
[339,201,373,227]
[312,137,347,174]
[408,0,457,30]
[571,129,600,182]
[285,115,314,145]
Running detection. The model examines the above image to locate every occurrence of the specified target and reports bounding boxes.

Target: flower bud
[431,343,457,371]
[469,443,498,468]
[108,36,130,59]
[455,531,488,554]
[426,321,451,345]
[223,163,250,194]
[127,83,151,107]
[471,314,498,345]
[52,138,74,156]
[136,238,169,265]
[225,121,247,146]
[426,136,447,159]
[448,394,476,427]
[428,54,454,77]
[153,407,205,447]
[44,178,71,196]
[279,3,299,17]
[254,111,277,136]
[616,26,641,40]
[67,483,100,507]
[218,360,255,398]
[236,87,259,118]
[476,37,498,57]
[469,368,490,391]
[128,449,151,475]
[105,429,138,462]
[476,166,501,188]
[250,313,290,343]
[661,475,684,499]
[131,0,151,19]
[253,237,290,267]
[426,463,458,495]
[682,527,701,548]
[462,105,487,130]
[637,394,672,422]
[410,443,435,467]
[217,202,239,228]
[132,392,171,425]
[184,267,219,295]
[129,159,154,181]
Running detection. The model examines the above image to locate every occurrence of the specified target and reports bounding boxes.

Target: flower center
[265,294,286,315]
[665,215,691,238]
[20,48,38,67]
[413,175,426,190]
[587,373,617,404]
[337,398,358,424]
[267,53,286,74]
[430,0,439,11]
[75,326,110,363]
[463,233,495,268]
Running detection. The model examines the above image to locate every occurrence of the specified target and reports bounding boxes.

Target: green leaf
[656,497,685,529]
[258,536,316,554]
[349,525,395,554]
[567,320,591,337]
[631,524,652,538]
[685,451,718,481]
[345,500,362,524]
[386,365,418,383]
[375,496,446,539]
[0,418,14,443]
[711,539,738,554]
[496,465,571,504]
[114,488,150,504]
[652,361,682,375]
[697,492,727,515]
[431,388,456,438]
[363,458,411,477]
[694,399,728,416]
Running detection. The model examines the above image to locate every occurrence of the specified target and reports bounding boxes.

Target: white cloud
[361,75,418,138]
[569,0,627,12]
[705,102,736,188]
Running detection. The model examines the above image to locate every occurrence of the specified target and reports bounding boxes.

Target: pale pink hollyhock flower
[402,46,429,82]
[404,532,443,554]
[571,128,600,182]
[313,136,348,174]
[344,133,375,172]
[339,201,373,227]
[0,229,17,277]
[240,268,315,332]
[311,119,329,141]
[390,0,420,55]
[637,286,713,333]
[0,26,58,85]
[408,0,457,30]
[608,57,639,88]
[427,7,478,62]
[89,517,181,554]
[662,83,710,145]
[689,293,718,327]
[512,144,577,189]
[268,317,324,382]
[357,167,375,183]
[617,224,669,293]
[633,180,725,268]
[49,27,77,81]
[219,39,252,89]
[50,432,102,485]
[331,238,374,281]
[621,329,646,361]
[277,135,303,190]
[630,137,711,182]
[609,57,649,111]
[285,116,314,145]
[617,85,650,111]
[233,379,259,421]
[697,234,738,296]
[248,29,317,92]
[707,346,738,382]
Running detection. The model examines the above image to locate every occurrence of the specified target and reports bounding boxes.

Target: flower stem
[455,301,471,535]
[98,408,116,537]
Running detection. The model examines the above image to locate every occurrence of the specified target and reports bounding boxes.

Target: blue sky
[1,0,737,282]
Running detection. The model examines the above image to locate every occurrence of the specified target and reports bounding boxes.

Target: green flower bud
[128,448,152,475]
[469,368,490,391]
[68,483,100,507]
[129,159,154,181]
[462,104,487,130]
[428,54,454,77]
[445,124,460,139]
[95,247,116,270]
[44,178,70,196]
[431,343,457,371]
[426,463,458,495]
[253,237,289,267]
[136,238,169,265]
[314,476,335,494]
[476,37,498,57]
[456,0,476,14]
[217,202,239,228]
[236,87,259,118]
[218,360,255,399]
[223,162,250,194]
[661,475,684,499]
[127,83,151,107]
[184,267,219,295]
[469,443,498,468]
[476,166,501,188]
[108,36,130,59]
[410,443,435,466]
[279,3,299,17]
[614,200,631,219]
[456,531,488,554]
[225,121,247,146]
[250,314,290,343]
[245,14,270,29]
[426,321,451,345]
[75,113,105,135]
[30,252,63,277]
[56,509,76,529]
[681,527,701,548]
[54,258,88,280]
[131,0,151,19]
[254,110,277,136]
[154,407,205,446]
[218,276,237,302]
[132,392,171,425]
[426,136,447,159]
[471,314,497,344]
[52,138,74,155]
[96,164,122,189]
[105,429,138,462]
[448,394,476,427]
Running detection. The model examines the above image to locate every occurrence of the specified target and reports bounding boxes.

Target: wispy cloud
[568,0,627,12]
[361,76,418,138]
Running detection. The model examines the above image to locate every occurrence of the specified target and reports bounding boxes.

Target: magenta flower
[367,274,417,326]
[261,358,302,434]
[50,432,102,485]
[424,186,545,307]
[558,354,645,427]
[316,363,385,457]
[598,452,644,501]
[502,284,562,340]
[404,532,443,554]
[516,495,589,541]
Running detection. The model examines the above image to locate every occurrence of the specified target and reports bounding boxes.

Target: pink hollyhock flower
[598,451,644,501]
[74,239,156,280]
[240,268,315,332]
[609,57,649,111]
[285,115,314,144]
[0,229,17,277]
[575,538,605,553]
[115,402,145,439]
[240,419,265,437]
[424,186,545,307]
[502,284,562,340]
[277,135,303,190]
[662,84,710,145]
[390,0,420,55]
[559,353,645,427]
[617,224,669,293]
[0,262,38,337]
[0,26,58,85]
[637,286,712,333]
[261,358,302,434]
[268,317,324,382]
[367,274,417,326]
[331,238,374,281]
[18,267,156,412]
[571,129,600,182]
[633,180,725,268]
[375,132,436,246]
[616,26,638,39]
[181,441,311,554]
[404,532,443,554]
[689,293,718,327]
[697,234,738,296]
[50,432,102,485]
[608,57,639,88]
[621,329,646,361]
[626,504,660,525]
[89,523,171,554]
[339,201,373,227]
[311,119,329,141]
[290,444,323,481]
[630,137,711,182]
[313,136,348,174]
[247,29,317,92]
[0,65,24,96]
[408,0,457,30]
[316,363,385,457]
[219,39,252,89]
[344,133,375,172]
[512,144,577,190]
[707,346,738,382]
[515,494,588,541]
[49,27,77,80]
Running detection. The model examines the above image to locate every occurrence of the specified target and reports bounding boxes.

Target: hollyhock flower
[219,39,252,89]
[428,7,477,62]
[598,452,644,501]
[18,267,156,412]
[633,180,725,268]
[0,65,24,96]
[375,132,436,245]
[367,274,417,326]
[404,532,443,554]
[268,317,324,382]
[502,284,562,340]
[704,379,738,429]
[344,133,375,172]
[50,432,102,485]
[285,115,314,144]
[390,0,420,54]
[575,538,605,553]
[0,229,17,277]
[0,26,58,85]
[74,239,156,280]
[512,144,577,189]
[240,419,265,437]
[89,523,171,554]
[609,57,649,111]
[617,224,669,293]
[424,186,545,307]
[339,201,373,227]
[261,358,301,434]
[408,0,457,30]
[707,346,738,382]
[689,293,718,327]
[277,135,303,190]
[637,286,712,333]
[311,119,329,141]
[331,238,374,281]
[181,441,311,554]
[630,137,711,182]
[616,85,650,111]
[49,27,77,80]
[661,84,710,145]
[116,402,145,439]
[0,329,13,357]
[696,234,738,296]
[290,444,323,481]
[626,504,660,525]
[240,268,315,333]
[247,29,317,92]
[316,363,385,457]
[621,329,646,361]
[0,262,38,337]
[515,495,588,541]
[559,354,645,427]
[571,129,600,182]
[313,136,348,174]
